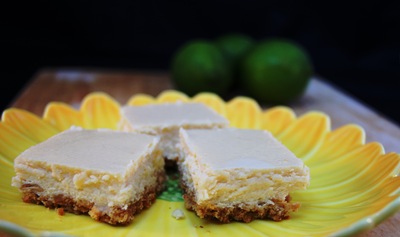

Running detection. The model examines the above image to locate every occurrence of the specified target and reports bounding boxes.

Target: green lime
[240,38,313,104]
[215,34,254,73]
[170,40,233,96]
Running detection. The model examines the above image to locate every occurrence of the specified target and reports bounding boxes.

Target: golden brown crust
[181,179,300,223]
[19,170,166,225]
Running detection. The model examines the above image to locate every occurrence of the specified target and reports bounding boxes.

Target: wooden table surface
[8,68,400,237]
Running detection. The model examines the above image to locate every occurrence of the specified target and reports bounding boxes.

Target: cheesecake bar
[12,127,166,225]
[119,102,229,165]
[178,128,310,223]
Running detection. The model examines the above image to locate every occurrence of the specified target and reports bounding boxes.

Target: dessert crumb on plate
[172,209,185,220]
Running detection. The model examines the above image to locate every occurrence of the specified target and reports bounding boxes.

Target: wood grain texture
[10,68,173,115]
[8,68,400,237]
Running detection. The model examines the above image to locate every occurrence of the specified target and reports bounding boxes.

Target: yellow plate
[1,91,399,237]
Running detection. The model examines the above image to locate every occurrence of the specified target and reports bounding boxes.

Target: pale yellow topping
[14,127,159,174]
[180,128,305,170]
[120,102,229,133]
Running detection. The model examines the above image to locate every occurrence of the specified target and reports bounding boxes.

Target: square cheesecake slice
[12,127,166,225]
[178,128,310,223]
[119,102,229,165]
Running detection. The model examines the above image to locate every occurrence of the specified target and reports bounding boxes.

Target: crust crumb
[171,209,185,220]
[56,208,65,216]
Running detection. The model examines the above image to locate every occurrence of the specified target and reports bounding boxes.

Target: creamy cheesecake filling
[12,147,163,208]
[180,152,308,206]
[178,128,310,222]
[12,128,165,224]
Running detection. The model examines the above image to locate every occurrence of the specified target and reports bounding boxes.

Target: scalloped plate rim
[1,91,400,237]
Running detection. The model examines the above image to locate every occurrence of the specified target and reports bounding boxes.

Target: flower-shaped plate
[0,91,399,237]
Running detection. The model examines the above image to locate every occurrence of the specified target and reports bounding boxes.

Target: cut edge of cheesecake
[178,127,310,223]
[12,127,166,225]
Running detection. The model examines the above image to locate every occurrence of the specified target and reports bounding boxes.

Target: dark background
[2,1,400,124]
